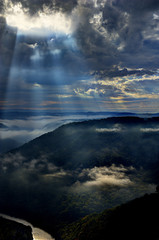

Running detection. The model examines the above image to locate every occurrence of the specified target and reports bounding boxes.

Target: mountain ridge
[0,217,33,240]
[2,116,159,172]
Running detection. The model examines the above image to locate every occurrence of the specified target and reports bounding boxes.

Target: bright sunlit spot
[5,2,72,35]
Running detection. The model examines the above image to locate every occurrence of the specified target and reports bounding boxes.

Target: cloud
[0,151,55,172]
[43,169,71,178]
[5,3,73,35]
[73,70,159,112]
[92,67,156,79]
[1,0,159,113]
[140,128,159,132]
[0,0,4,13]
[4,0,78,15]
[2,0,159,77]
[74,165,134,189]
[0,152,26,171]
[73,0,159,72]
[96,127,122,132]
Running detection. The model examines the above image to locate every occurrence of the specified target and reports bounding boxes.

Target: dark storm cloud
[91,67,156,79]
[0,0,4,13]
[113,0,159,13]
[72,0,159,74]
[73,5,119,70]
[8,0,77,14]
[109,0,159,68]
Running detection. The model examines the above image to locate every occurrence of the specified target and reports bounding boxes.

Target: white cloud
[76,165,133,189]
[140,128,159,132]
[43,170,70,178]
[74,87,106,98]
[33,83,42,88]
[5,2,73,36]
[96,128,122,132]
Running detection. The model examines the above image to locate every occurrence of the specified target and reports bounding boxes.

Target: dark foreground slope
[0,217,33,240]
[60,191,159,240]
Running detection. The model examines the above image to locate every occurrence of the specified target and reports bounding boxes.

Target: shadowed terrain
[0,117,159,238]
[60,191,159,240]
[0,217,33,240]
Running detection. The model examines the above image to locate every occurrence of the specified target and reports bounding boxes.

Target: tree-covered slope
[60,191,159,240]
[2,116,159,172]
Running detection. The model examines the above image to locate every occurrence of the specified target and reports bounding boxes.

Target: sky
[1,0,159,114]
[0,0,158,222]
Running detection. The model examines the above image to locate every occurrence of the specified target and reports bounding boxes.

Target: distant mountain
[0,110,137,119]
[60,191,159,240]
[3,116,159,172]
[0,123,8,128]
[0,138,20,154]
[0,217,33,240]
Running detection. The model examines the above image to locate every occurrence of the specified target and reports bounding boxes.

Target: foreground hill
[0,217,33,240]
[60,191,159,240]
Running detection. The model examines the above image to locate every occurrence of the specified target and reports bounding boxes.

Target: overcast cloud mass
[0,0,159,114]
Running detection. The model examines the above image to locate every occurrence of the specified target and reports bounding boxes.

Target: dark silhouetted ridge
[0,217,33,240]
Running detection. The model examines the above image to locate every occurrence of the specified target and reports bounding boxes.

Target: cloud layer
[1,0,159,112]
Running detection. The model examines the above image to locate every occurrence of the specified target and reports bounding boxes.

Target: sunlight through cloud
[5,2,73,36]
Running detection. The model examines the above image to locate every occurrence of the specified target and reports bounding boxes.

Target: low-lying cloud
[0,113,118,153]
[96,128,122,133]
[140,128,159,132]
[75,165,134,189]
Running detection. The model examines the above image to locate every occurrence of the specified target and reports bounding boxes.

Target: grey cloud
[73,5,119,70]
[0,17,17,101]
[0,152,26,172]
[73,0,159,73]
[101,1,153,53]
[7,0,77,15]
[0,151,53,173]
[0,0,4,13]
[92,67,156,79]
[113,0,159,13]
